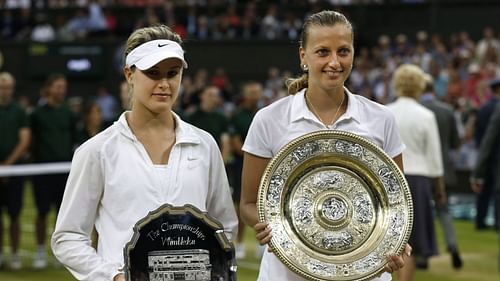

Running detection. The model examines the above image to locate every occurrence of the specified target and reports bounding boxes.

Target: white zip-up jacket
[51,112,238,281]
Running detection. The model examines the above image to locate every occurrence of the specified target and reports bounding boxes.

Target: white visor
[125,39,188,70]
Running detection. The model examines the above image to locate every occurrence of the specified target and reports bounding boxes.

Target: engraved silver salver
[258,130,413,281]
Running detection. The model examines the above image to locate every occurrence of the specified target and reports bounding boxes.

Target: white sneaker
[235,244,246,259]
[32,251,47,269]
[10,254,22,270]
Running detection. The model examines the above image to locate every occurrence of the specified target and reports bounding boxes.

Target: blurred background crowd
[1,0,498,171]
[2,0,390,42]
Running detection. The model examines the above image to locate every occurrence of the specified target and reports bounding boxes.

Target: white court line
[0,162,71,177]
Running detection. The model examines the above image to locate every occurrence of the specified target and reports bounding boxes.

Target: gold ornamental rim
[257,130,413,281]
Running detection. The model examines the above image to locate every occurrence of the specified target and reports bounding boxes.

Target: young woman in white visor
[51,25,238,281]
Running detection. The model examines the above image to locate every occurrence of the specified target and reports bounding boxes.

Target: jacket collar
[116,111,201,145]
[290,87,361,124]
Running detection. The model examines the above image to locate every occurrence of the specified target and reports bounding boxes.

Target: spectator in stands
[373,67,393,104]
[75,101,103,146]
[196,14,212,40]
[282,11,301,40]
[17,94,34,114]
[473,78,500,230]
[141,5,161,27]
[445,68,464,108]
[112,80,131,122]
[470,101,500,271]
[178,75,196,112]
[377,34,393,62]
[263,66,285,105]
[240,10,411,281]
[260,4,281,40]
[185,6,197,37]
[428,59,448,100]
[455,49,473,81]
[387,64,444,281]
[185,85,229,149]
[476,62,500,104]
[68,96,84,132]
[228,81,263,259]
[12,8,33,41]
[464,63,484,109]
[51,25,237,281]
[457,31,475,55]
[30,73,77,269]
[87,0,108,36]
[420,74,463,270]
[239,2,260,39]
[412,31,432,73]
[180,68,209,113]
[3,0,30,9]
[211,67,233,102]
[0,10,16,39]
[118,80,131,113]
[66,9,89,40]
[30,12,56,42]
[95,84,118,127]
[225,4,241,38]
[394,33,412,64]
[54,14,74,41]
[476,26,500,65]
[430,39,449,72]
[0,71,31,270]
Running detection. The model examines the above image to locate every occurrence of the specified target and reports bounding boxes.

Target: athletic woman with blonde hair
[240,10,412,281]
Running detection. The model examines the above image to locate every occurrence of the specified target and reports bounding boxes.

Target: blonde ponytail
[286,74,308,95]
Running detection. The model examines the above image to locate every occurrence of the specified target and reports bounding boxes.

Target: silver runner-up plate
[124,204,236,281]
[258,130,413,281]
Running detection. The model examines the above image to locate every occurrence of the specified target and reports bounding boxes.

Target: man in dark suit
[471,100,500,229]
[471,101,500,271]
[474,78,500,229]
[420,75,463,269]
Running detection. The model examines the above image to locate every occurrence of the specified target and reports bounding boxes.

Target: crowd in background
[1,0,493,42]
[4,23,500,207]
[1,0,351,42]
[0,0,421,10]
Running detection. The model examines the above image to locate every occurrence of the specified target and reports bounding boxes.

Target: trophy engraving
[148,249,211,281]
[258,130,413,281]
[124,204,236,281]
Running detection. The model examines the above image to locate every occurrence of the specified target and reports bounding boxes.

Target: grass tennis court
[0,183,498,281]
